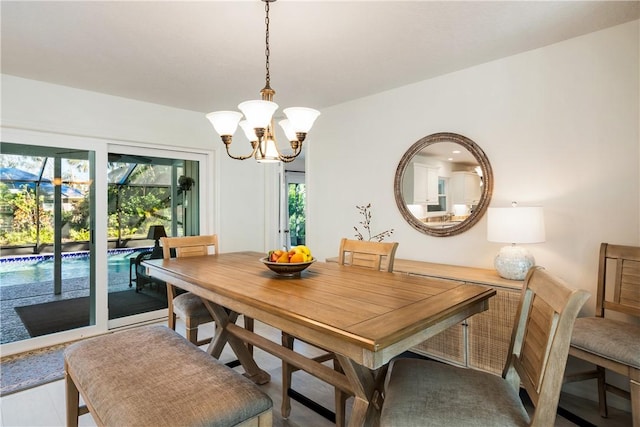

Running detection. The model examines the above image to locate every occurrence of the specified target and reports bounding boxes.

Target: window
[427,178,447,212]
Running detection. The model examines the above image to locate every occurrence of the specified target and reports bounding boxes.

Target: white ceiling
[2,1,639,114]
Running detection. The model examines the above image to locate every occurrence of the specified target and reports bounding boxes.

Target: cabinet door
[426,166,439,205]
[412,163,429,204]
[413,164,439,205]
[450,172,481,205]
[467,288,520,375]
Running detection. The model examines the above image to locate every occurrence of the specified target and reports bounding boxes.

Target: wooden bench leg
[64,363,79,427]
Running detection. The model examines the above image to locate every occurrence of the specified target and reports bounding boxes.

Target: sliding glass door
[0,142,96,345]
[106,150,200,328]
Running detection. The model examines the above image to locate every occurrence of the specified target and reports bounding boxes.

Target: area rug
[14,290,167,337]
[0,342,68,396]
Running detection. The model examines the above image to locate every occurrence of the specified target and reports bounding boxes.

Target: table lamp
[147,225,167,259]
[487,203,545,280]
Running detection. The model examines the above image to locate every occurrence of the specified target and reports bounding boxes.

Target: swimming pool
[0,248,152,287]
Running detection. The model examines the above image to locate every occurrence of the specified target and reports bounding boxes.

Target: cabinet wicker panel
[467,288,520,375]
[411,322,466,366]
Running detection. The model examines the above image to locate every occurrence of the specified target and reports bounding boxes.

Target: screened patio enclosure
[1,147,199,254]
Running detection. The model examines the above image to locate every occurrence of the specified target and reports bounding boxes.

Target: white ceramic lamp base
[494,245,534,281]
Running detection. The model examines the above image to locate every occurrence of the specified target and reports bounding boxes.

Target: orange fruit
[277,252,290,263]
[290,253,305,263]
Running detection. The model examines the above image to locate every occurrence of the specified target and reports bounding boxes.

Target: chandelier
[206,0,320,163]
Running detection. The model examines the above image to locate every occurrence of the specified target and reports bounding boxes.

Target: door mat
[14,290,167,338]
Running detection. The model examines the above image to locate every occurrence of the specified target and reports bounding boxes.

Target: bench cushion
[65,325,272,426]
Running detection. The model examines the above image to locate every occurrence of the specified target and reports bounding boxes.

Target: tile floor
[0,319,633,427]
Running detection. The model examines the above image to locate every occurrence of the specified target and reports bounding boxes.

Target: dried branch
[353,203,394,241]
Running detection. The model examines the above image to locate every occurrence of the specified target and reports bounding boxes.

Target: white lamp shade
[238,100,278,129]
[239,120,258,142]
[278,119,298,142]
[206,111,243,136]
[487,206,545,244]
[256,139,280,163]
[283,107,321,133]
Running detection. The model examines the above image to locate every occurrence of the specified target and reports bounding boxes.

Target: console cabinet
[391,259,523,375]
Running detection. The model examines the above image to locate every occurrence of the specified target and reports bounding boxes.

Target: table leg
[281,332,295,418]
[206,311,239,358]
[202,300,271,385]
[335,355,382,427]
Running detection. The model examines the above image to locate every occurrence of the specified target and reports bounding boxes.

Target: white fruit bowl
[259,257,315,276]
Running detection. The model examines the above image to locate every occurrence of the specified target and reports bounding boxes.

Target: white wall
[0,74,267,252]
[309,20,639,299]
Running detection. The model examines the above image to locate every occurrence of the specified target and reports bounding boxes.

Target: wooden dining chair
[281,238,399,426]
[565,243,640,426]
[161,235,219,346]
[380,266,590,427]
[338,237,399,272]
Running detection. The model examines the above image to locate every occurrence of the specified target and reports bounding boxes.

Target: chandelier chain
[264,0,270,86]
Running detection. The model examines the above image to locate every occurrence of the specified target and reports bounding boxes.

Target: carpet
[14,290,167,338]
[0,342,68,396]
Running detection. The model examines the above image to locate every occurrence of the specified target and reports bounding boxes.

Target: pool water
[0,248,152,287]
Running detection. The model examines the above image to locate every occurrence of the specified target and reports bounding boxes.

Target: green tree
[108,184,170,243]
[0,185,54,245]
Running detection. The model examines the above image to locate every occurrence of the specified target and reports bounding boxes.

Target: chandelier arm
[278,156,297,164]
[276,144,303,162]
[224,141,260,161]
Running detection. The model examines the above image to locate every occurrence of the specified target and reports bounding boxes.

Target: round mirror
[394,132,493,237]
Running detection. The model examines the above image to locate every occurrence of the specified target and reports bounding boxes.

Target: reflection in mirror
[394,133,493,237]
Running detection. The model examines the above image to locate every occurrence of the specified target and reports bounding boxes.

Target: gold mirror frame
[394,132,493,237]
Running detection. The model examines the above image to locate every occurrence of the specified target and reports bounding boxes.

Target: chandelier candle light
[206,0,320,163]
[487,203,546,280]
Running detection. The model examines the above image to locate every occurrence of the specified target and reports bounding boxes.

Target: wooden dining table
[144,251,496,427]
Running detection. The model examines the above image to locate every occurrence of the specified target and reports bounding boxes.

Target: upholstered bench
[64,325,272,427]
